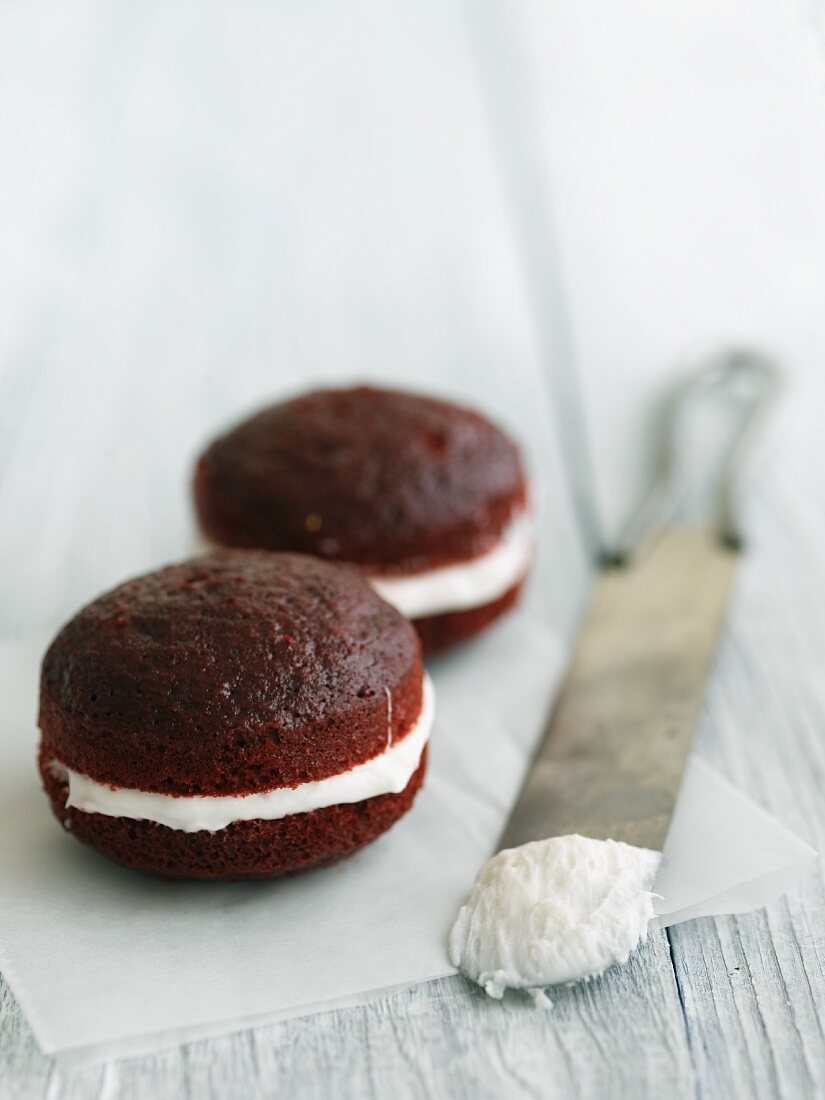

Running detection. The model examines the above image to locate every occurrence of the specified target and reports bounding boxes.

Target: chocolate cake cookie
[39,550,432,879]
[193,386,533,653]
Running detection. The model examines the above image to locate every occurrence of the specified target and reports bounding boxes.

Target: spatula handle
[604,348,781,567]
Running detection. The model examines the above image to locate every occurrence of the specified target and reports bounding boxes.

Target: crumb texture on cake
[194,386,527,571]
[39,551,423,795]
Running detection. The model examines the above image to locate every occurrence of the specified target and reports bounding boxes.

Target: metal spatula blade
[500,524,735,851]
[500,350,779,854]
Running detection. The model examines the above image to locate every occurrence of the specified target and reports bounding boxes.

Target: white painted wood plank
[1,948,693,1100]
[665,426,825,1100]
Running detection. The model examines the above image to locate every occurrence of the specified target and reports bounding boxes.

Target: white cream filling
[368,509,533,619]
[58,674,434,834]
[449,835,661,1001]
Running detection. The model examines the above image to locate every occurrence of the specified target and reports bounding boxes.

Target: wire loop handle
[604,348,781,567]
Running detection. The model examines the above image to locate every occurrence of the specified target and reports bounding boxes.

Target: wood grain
[665,453,825,1100]
[1,953,694,1100]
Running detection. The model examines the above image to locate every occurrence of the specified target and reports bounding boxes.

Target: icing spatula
[500,349,779,853]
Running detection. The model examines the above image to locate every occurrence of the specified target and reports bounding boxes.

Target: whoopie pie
[38,550,432,879]
[193,386,533,654]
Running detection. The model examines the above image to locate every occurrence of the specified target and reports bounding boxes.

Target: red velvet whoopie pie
[193,386,533,654]
[38,550,432,879]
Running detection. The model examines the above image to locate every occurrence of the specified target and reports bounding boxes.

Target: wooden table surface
[1,371,823,1100]
[2,4,824,1096]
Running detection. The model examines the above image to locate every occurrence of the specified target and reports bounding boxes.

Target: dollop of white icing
[448,835,661,999]
[57,674,434,834]
[368,509,533,619]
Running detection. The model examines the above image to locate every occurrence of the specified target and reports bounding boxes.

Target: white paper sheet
[652,757,817,928]
[0,622,815,1068]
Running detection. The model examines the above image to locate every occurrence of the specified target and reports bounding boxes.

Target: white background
[3,0,825,636]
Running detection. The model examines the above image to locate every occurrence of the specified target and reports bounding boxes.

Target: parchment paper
[0,620,815,1068]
